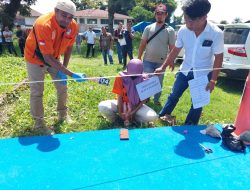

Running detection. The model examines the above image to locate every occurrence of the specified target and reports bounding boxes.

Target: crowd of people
[0,25,29,56]
[2,0,225,135]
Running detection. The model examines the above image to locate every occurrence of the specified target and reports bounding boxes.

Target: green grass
[0,38,245,138]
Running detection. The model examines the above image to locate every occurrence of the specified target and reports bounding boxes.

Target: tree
[232,17,242,24]
[108,0,135,34]
[0,0,37,28]
[131,0,177,23]
[173,15,183,25]
[128,6,154,23]
[72,0,107,10]
[220,20,228,25]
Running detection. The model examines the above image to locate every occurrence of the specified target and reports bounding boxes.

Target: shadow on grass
[216,76,245,95]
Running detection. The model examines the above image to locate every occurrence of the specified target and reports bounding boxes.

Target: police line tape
[0,66,249,86]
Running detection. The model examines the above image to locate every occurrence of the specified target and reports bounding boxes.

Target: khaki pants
[98,100,158,123]
[26,63,68,121]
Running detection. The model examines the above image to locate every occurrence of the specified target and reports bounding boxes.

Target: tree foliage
[220,20,228,25]
[0,0,37,28]
[232,17,242,24]
[72,0,108,10]
[130,0,177,23]
[108,0,135,34]
[128,6,154,23]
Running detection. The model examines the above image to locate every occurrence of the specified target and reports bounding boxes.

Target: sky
[31,0,249,23]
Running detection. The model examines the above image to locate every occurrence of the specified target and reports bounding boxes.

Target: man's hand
[56,71,67,85]
[71,73,87,82]
[155,67,165,75]
[206,80,216,92]
[168,61,175,72]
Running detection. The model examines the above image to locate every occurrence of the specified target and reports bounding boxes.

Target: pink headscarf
[119,59,145,108]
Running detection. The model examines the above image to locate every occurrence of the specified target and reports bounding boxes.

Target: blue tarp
[132,21,152,33]
[0,125,249,189]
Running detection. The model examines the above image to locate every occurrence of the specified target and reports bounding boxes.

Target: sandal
[160,114,176,126]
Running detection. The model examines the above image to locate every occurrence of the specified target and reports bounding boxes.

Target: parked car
[222,23,250,80]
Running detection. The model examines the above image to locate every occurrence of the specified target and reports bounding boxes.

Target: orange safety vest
[24,12,78,65]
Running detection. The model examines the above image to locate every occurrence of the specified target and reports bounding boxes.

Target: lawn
[0,37,245,138]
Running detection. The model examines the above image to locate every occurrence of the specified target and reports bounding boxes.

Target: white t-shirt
[176,22,224,78]
[85,31,96,44]
[3,30,13,42]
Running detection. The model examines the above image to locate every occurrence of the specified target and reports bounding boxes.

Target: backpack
[221,125,246,153]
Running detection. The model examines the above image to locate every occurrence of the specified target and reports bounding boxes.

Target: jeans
[116,42,123,64]
[102,49,113,65]
[121,45,133,68]
[159,71,211,125]
[143,60,164,103]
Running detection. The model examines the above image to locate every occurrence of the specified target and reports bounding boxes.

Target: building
[75,9,133,32]
[15,9,42,27]
[15,9,133,32]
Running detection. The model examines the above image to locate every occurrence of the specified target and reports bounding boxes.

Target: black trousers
[19,42,25,56]
[86,43,95,57]
[0,43,2,55]
[6,42,17,56]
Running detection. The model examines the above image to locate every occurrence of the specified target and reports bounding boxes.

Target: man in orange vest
[25,0,85,135]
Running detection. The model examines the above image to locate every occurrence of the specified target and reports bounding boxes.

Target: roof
[30,9,43,17]
[75,9,133,20]
[16,9,42,19]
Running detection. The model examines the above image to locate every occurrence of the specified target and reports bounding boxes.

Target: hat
[155,4,167,13]
[55,0,76,16]
[127,59,143,75]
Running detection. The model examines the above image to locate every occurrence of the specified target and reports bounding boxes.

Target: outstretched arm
[155,46,181,73]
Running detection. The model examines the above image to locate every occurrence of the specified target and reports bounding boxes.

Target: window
[101,19,109,25]
[87,19,97,24]
[79,18,85,24]
[114,20,123,25]
[224,28,250,44]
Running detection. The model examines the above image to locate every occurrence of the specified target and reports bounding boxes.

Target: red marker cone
[234,72,250,135]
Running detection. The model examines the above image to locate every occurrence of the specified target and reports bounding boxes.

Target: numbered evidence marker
[85,75,110,86]
[98,77,110,86]
[120,128,129,140]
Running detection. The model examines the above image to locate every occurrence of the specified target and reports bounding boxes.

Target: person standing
[3,26,18,56]
[24,0,85,134]
[85,27,96,58]
[75,32,82,54]
[99,26,114,65]
[121,20,135,69]
[138,4,175,105]
[155,0,224,125]
[0,28,3,55]
[114,22,124,64]
[16,25,27,57]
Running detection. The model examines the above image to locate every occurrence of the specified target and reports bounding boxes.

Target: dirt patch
[0,79,29,125]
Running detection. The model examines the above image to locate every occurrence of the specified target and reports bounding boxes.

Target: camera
[118,31,124,39]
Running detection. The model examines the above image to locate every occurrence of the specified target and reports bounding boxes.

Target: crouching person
[98,59,158,127]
